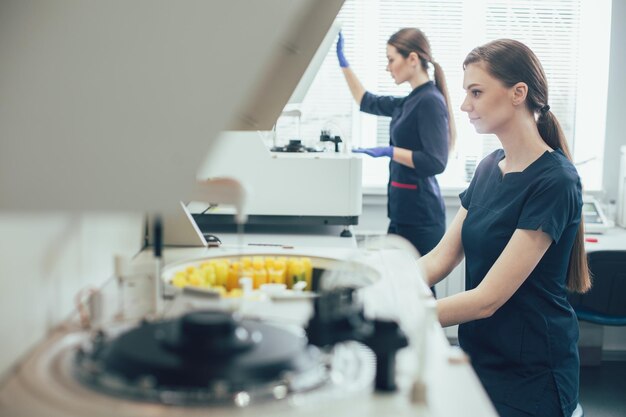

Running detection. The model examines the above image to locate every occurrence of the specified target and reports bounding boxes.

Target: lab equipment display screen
[583,202,604,224]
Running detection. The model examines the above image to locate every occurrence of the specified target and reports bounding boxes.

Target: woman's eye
[471,90,481,98]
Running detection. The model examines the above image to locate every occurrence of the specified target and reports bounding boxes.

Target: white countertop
[203,225,357,249]
[584,226,626,252]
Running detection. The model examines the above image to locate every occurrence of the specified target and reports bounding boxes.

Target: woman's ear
[408,51,420,67]
[511,82,528,106]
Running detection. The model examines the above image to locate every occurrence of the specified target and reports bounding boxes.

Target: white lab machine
[583,195,612,234]
[193,23,362,234]
[195,131,362,225]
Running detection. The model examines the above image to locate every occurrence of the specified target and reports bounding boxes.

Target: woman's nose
[460,95,471,113]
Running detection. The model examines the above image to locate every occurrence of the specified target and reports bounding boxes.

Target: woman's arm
[341,67,366,105]
[418,207,467,286]
[436,228,553,327]
[392,146,416,168]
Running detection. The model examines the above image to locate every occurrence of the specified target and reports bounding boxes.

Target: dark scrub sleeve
[411,95,449,177]
[459,179,474,210]
[516,172,581,244]
[459,160,484,209]
[360,91,404,117]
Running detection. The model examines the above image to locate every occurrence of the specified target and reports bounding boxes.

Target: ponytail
[568,228,591,293]
[432,61,457,151]
[537,110,592,294]
[537,110,566,157]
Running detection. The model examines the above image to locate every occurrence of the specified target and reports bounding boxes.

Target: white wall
[602,0,626,202]
[0,213,144,378]
[593,0,626,356]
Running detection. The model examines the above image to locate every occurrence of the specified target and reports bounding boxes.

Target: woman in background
[420,39,590,417]
[337,29,455,293]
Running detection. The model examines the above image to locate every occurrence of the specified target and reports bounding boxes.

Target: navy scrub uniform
[459,149,583,417]
[360,81,449,257]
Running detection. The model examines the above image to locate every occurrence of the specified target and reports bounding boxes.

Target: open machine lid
[0,0,344,211]
[229,18,341,130]
[228,12,342,130]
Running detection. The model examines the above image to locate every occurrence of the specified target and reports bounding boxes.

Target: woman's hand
[336,31,365,105]
[336,32,350,68]
[352,146,393,158]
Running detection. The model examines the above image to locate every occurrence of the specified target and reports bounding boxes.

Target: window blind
[280,0,608,189]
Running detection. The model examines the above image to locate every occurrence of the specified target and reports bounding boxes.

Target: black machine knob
[362,319,409,391]
[306,288,372,347]
[319,130,342,153]
[285,139,306,152]
[181,311,236,340]
[164,311,257,356]
[305,289,408,392]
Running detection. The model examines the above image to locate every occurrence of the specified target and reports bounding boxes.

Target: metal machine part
[65,252,385,409]
[320,131,343,153]
[306,288,408,391]
[74,311,330,406]
[271,139,323,153]
[0,238,499,417]
[0,323,377,417]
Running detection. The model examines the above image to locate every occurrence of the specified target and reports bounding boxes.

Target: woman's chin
[470,122,489,134]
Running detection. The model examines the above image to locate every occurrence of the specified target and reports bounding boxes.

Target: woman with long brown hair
[419,39,590,417]
[337,28,455,294]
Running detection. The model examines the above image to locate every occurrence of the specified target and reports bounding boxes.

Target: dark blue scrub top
[360,81,448,227]
[459,149,582,417]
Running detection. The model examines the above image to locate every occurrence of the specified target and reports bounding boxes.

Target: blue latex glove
[336,31,349,68]
[352,146,394,158]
